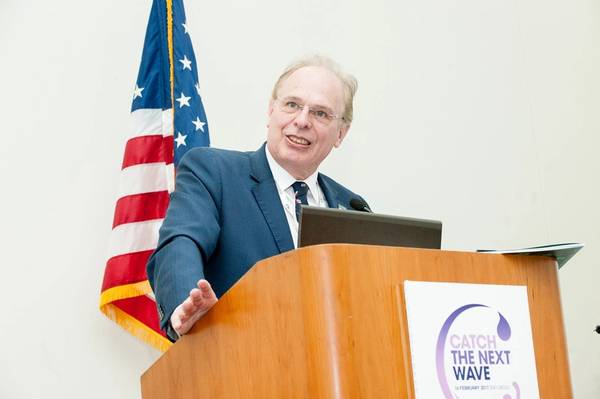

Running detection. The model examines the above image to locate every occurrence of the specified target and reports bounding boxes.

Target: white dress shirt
[265,147,328,248]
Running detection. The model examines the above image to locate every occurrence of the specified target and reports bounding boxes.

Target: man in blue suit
[147,55,368,341]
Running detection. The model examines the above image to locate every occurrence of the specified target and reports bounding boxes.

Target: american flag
[99,0,210,352]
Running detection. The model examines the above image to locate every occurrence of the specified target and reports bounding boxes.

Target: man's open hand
[170,279,218,336]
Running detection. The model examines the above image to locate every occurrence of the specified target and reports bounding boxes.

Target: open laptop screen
[298,206,442,249]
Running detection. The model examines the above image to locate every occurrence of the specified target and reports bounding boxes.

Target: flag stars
[176,92,191,107]
[194,82,201,95]
[133,84,144,99]
[182,22,189,34]
[192,117,206,132]
[179,55,192,71]
[175,132,187,148]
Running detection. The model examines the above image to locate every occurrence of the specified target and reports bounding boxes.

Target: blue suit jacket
[147,144,366,330]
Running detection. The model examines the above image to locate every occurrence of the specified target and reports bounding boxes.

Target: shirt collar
[265,146,320,196]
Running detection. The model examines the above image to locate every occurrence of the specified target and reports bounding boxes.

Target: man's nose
[293,106,312,128]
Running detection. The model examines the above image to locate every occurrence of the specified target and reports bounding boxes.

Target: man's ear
[267,100,275,117]
[334,123,350,148]
[266,100,275,128]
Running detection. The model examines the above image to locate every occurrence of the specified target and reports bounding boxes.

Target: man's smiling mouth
[287,135,311,146]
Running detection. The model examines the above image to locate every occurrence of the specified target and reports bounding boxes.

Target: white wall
[0,0,598,397]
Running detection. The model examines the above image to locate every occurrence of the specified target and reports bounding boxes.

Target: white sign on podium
[404,281,540,399]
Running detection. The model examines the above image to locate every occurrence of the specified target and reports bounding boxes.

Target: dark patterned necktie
[291,181,309,222]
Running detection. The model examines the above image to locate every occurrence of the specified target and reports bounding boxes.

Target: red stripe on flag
[102,250,153,291]
[113,295,166,336]
[112,191,169,228]
[163,135,174,164]
[122,135,174,169]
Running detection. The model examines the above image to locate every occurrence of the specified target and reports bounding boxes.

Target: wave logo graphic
[435,304,520,399]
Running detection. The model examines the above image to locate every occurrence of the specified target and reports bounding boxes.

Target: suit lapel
[318,174,342,209]
[249,145,295,253]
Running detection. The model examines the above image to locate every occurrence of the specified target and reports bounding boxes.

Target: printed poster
[404,281,540,399]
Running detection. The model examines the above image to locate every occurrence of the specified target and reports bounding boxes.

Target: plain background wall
[0,0,598,397]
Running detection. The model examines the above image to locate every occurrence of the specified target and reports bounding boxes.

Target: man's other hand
[170,279,218,336]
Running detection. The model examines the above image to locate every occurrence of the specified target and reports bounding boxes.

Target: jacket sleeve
[146,148,222,330]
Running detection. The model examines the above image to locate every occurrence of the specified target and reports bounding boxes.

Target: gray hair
[271,55,358,124]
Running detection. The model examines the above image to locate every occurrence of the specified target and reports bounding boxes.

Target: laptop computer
[298,206,442,249]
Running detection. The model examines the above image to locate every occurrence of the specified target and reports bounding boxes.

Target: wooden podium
[141,244,572,398]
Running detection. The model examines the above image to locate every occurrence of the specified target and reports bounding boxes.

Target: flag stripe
[127,109,175,141]
[100,302,171,352]
[122,135,174,169]
[118,163,171,198]
[108,219,163,259]
[113,191,170,228]
[102,250,153,291]
[160,108,174,137]
[113,296,165,336]
[130,109,163,138]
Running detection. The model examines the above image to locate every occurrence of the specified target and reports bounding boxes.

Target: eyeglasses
[275,99,343,126]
